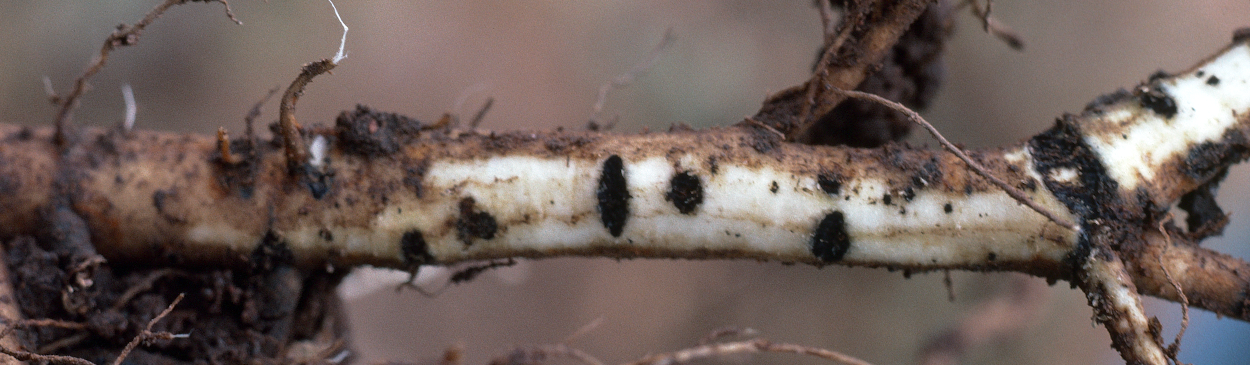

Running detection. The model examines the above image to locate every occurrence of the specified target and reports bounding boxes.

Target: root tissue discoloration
[666,171,703,215]
[597,155,630,237]
[811,211,851,263]
[1138,85,1178,119]
[817,171,842,196]
[400,229,434,267]
[456,197,498,245]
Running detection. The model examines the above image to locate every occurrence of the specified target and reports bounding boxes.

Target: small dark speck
[943,203,953,214]
[902,186,916,202]
[769,181,779,193]
[817,173,842,196]
[882,194,892,206]
[987,252,998,261]
[1196,70,1205,77]
[1207,75,1221,86]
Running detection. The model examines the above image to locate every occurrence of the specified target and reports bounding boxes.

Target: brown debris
[2,233,348,364]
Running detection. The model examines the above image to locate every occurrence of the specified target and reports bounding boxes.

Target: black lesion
[456,197,498,245]
[811,211,852,263]
[597,155,630,237]
[666,171,703,215]
[400,229,434,266]
[817,172,842,196]
[1138,85,1178,119]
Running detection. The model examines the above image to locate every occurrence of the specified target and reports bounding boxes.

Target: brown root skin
[279,59,337,173]
[0,115,1247,325]
[0,122,1063,271]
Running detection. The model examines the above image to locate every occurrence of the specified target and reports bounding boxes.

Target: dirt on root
[3,235,348,365]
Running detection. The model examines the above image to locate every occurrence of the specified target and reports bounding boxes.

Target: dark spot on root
[912,158,942,188]
[597,155,630,237]
[457,197,498,244]
[987,252,997,261]
[1182,130,1250,181]
[882,194,893,206]
[1139,86,1178,119]
[1029,117,1127,269]
[666,171,703,215]
[902,186,916,202]
[811,211,851,263]
[1207,75,1221,86]
[251,231,295,272]
[152,189,186,224]
[943,203,953,214]
[769,181,780,193]
[817,172,842,196]
[293,165,332,199]
[335,104,423,156]
[401,230,434,266]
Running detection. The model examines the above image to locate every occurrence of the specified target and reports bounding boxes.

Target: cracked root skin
[1,123,1075,278]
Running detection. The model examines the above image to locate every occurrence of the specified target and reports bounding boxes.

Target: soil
[3,234,348,364]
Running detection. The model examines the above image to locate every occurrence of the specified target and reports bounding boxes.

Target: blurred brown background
[2,1,1248,364]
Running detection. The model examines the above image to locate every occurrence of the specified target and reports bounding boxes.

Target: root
[830,87,1079,231]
